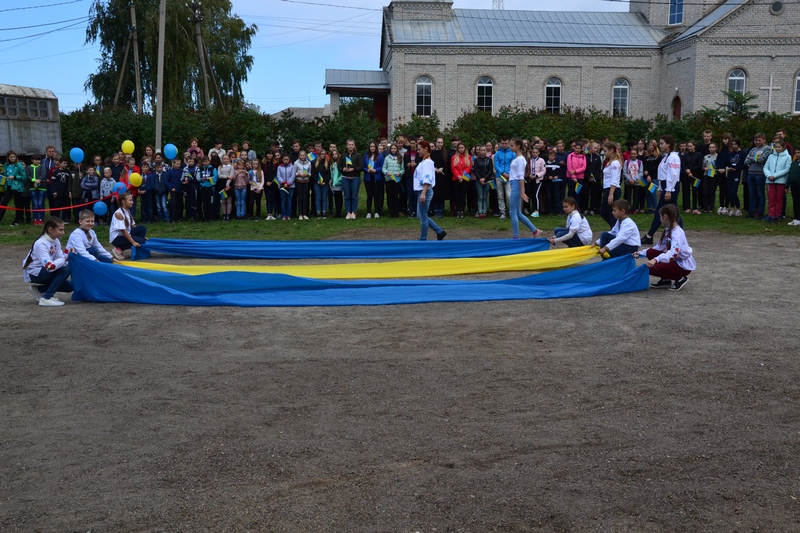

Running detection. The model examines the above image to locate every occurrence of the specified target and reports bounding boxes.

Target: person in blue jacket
[493,137,513,218]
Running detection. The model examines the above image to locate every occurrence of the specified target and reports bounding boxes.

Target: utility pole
[189,1,211,108]
[203,45,226,113]
[113,33,132,107]
[155,0,166,152]
[130,2,143,114]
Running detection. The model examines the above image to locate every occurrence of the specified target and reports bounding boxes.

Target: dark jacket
[338,151,362,178]
[472,155,494,182]
[684,151,704,180]
[585,153,602,183]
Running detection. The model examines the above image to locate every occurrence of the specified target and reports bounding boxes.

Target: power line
[0,16,90,31]
[0,0,85,13]
[0,46,97,66]
[0,19,86,44]
[277,0,381,11]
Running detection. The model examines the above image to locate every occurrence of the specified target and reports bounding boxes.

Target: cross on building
[760,75,781,113]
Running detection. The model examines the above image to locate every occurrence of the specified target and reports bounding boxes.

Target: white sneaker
[716,207,723,214]
[112,247,125,261]
[720,207,728,215]
[735,209,743,217]
[531,211,539,218]
[366,213,371,219]
[374,213,379,218]
[39,297,64,307]
[29,284,41,302]
[788,219,800,226]
[728,208,735,217]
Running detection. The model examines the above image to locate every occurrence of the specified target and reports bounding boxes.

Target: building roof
[671,0,748,44]
[324,70,391,92]
[389,9,668,49]
[0,84,58,100]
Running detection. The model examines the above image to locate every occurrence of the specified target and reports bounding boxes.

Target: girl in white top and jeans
[508,138,541,239]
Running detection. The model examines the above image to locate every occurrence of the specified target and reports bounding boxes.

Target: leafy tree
[711,89,760,120]
[85,0,256,110]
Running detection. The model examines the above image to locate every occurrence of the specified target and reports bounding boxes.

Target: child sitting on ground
[22,216,73,306]
[634,203,695,291]
[595,199,641,258]
[67,209,115,263]
[110,192,147,260]
[549,196,593,247]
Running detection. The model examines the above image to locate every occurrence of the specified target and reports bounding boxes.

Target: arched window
[415,76,432,117]
[612,79,629,117]
[727,69,746,110]
[476,76,493,112]
[545,77,561,114]
[794,72,800,113]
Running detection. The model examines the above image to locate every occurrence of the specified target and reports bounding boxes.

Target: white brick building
[325,0,800,133]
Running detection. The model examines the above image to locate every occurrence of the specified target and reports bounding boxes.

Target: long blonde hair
[603,142,623,166]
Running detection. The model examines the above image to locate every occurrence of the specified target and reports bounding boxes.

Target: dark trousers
[727,173,741,209]
[566,179,588,212]
[599,232,638,258]
[455,179,470,212]
[248,189,263,218]
[588,178,602,212]
[791,184,800,220]
[199,187,214,221]
[29,266,73,300]
[364,179,385,215]
[646,248,692,280]
[112,225,147,250]
[170,190,183,221]
[647,183,682,237]
[296,182,310,217]
[332,190,343,218]
[600,187,621,228]
[386,180,400,217]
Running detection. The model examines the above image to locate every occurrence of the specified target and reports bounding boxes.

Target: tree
[711,89,760,120]
[85,0,256,110]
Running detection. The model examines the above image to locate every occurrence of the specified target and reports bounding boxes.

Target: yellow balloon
[129,172,142,187]
[121,140,135,154]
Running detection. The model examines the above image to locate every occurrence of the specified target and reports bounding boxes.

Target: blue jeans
[31,190,46,222]
[416,190,443,240]
[476,180,490,214]
[235,188,247,218]
[156,192,169,222]
[342,176,360,214]
[553,227,583,247]
[314,182,329,214]
[280,188,294,217]
[599,231,638,258]
[748,173,766,216]
[510,180,538,237]
[88,248,114,263]
[29,266,73,299]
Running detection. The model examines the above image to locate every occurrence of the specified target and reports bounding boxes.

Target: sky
[1,0,627,115]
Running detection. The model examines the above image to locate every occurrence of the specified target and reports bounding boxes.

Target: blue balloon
[69,147,84,164]
[93,201,108,216]
[114,181,128,193]
[163,143,178,160]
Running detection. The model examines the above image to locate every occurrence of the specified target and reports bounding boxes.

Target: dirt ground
[1,228,799,532]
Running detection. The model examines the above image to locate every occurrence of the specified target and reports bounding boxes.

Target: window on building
[6,97,17,118]
[416,76,432,117]
[545,77,561,114]
[476,77,493,112]
[27,99,39,119]
[727,69,746,110]
[612,79,629,117]
[669,0,684,25]
[0,97,5,117]
[39,100,49,119]
[795,73,800,113]
[18,98,28,119]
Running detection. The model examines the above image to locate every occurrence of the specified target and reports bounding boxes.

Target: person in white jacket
[67,210,116,263]
[595,199,641,258]
[22,217,74,306]
[635,203,696,291]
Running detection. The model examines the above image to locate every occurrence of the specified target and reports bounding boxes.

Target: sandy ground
[1,228,799,532]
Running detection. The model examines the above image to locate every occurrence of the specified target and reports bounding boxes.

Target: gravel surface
[2,229,799,532]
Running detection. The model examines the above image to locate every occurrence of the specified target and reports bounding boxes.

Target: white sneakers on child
[788,219,800,226]
[39,296,64,307]
[112,247,125,261]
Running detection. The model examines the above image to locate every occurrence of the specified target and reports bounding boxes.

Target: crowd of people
[2,129,799,231]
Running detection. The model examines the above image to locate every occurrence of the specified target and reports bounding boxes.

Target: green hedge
[61,102,799,160]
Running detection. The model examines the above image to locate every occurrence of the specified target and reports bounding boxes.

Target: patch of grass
[1,208,797,246]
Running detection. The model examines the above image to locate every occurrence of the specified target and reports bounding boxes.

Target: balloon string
[0,192,122,212]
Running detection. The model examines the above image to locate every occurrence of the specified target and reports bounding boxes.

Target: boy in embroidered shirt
[596,199,641,258]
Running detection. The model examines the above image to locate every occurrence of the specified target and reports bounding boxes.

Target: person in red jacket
[450,142,473,219]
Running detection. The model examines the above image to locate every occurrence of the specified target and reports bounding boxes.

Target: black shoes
[650,279,672,289]
[669,277,689,291]
[641,235,654,245]
[437,230,447,241]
